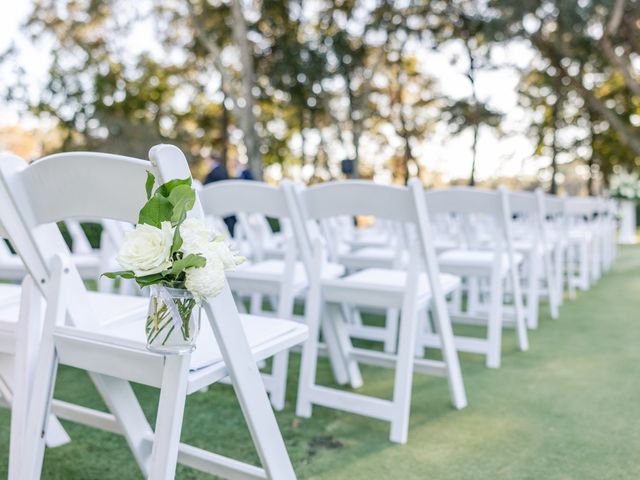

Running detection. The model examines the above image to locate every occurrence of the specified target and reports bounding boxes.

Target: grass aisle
[1,246,639,479]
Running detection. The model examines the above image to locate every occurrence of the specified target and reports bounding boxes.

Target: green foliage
[4,0,640,187]
[104,173,205,289]
[137,195,173,228]
[167,254,207,277]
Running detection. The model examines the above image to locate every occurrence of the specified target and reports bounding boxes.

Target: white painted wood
[1,145,304,479]
[286,179,467,443]
[148,354,191,480]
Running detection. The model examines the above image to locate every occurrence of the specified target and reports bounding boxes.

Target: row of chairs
[0,145,617,478]
[205,175,617,443]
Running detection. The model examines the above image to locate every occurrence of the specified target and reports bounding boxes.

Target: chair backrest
[0,147,184,328]
[198,180,293,262]
[507,190,546,245]
[564,196,599,217]
[424,187,512,251]
[199,180,289,219]
[425,187,504,216]
[285,180,440,276]
[64,220,95,254]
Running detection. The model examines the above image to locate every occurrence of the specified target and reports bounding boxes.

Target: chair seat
[321,268,460,309]
[344,229,391,249]
[0,253,102,280]
[0,290,149,335]
[512,240,553,254]
[228,259,345,291]
[0,284,21,305]
[438,249,524,276]
[54,293,308,375]
[338,247,406,270]
[569,228,593,244]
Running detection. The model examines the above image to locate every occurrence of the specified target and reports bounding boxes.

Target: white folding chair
[564,197,599,296]
[0,145,306,479]
[0,223,71,452]
[536,191,568,307]
[509,191,559,329]
[424,187,529,368]
[1,221,113,285]
[602,198,618,271]
[284,180,467,444]
[197,180,343,411]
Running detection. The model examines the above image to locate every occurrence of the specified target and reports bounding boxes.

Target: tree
[431,2,505,186]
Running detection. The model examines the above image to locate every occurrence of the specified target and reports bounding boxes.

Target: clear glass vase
[146,286,201,354]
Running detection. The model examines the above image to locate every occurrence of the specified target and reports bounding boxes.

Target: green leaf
[167,253,206,277]
[145,171,155,200]
[102,270,135,279]
[171,222,183,253]
[168,184,195,224]
[157,177,192,197]
[135,273,165,287]
[138,195,173,227]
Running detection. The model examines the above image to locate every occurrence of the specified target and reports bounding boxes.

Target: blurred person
[236,160,254,180]
[204,154,237,236]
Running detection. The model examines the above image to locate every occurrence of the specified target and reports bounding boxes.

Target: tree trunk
[587,120,597,195]
[221,94,230,171]
[229,0,262,179]
[469,124,479,186]
[550,100,559,194]
[346,82,360,178]
[467,40,479,187]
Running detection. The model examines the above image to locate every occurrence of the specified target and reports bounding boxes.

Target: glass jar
[146,286,201,354]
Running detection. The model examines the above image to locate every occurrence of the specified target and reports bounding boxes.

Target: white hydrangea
[185,255,226,300]
[205,236,246,270]
[610,170,640,200]
[116,222,173,276]
[179,218,212,255]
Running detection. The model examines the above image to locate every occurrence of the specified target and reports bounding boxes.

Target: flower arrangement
[104,172,243,353]
[609,170,640,201]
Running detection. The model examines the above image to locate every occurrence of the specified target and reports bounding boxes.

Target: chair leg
[269,352,289,411]
[321,318,351,386]
[486,271,504,369]
[431,299,467,410]
[579,242,590,290]
[389,307,419,444]
[296,282,323,418]
[544,249,559,320]
[468,277,480,316]
[17,263,69,480]
[554,246,564,306]
[269,284,296,411]
[326,303,363,388]
[148,354,190,480]
[511,264,529,353]
[383,308,399,353]
[205,287,297,479]
[250,293,263,315]
[526,254,541,329]
[92,374,155,476]
[567,244,577,299]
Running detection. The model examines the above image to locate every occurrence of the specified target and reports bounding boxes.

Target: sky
[0,1,543,182]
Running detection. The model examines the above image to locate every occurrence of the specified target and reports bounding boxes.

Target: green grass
[2,246,640,479]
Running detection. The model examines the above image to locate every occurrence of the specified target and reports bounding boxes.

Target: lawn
[1,246,639,479]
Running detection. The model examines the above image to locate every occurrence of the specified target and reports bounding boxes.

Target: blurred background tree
[2,0,640,191]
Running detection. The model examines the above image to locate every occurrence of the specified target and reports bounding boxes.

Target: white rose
[179,218,212,255]
[185,255,226,299]
[204,236,246,271]
[116,222,174,276]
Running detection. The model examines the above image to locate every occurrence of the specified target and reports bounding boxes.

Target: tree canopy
[4,0,640,191]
